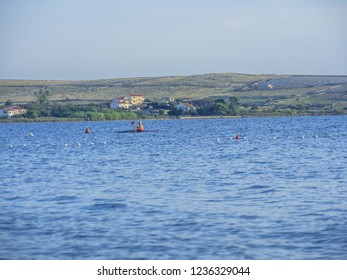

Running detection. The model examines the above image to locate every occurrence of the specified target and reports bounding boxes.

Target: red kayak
[117,130,159,133]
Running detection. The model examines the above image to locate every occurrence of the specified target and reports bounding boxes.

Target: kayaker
[136,121,144,132]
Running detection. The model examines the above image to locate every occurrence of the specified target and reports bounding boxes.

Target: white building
[0,106,27,118]
[110,97,132,109]
[175,103,196,113]
[110,94,145,109]
[162,97,174,103]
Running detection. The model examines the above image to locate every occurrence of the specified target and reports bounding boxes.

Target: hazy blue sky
[1,0,346,80]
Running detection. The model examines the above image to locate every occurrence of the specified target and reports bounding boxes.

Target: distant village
[109,94,196,116]
[0,93,220,120]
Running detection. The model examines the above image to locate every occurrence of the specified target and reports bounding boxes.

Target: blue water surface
[0,116,346,259]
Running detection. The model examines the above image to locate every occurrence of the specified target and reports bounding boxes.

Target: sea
[0,115,346,260]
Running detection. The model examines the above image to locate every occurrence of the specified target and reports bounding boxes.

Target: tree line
[148,96,242,117]
[24,89,136,120]
[4,89,243,120]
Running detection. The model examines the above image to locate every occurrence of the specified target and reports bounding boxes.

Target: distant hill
[1,73,347,115]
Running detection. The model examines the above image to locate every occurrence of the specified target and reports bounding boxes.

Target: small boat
[117,130,159,133]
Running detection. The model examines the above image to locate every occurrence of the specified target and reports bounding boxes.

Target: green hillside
[1,73,347,116]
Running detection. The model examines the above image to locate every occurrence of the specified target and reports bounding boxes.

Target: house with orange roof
[110,97,132,109]
[0,106,27,118]
[128,94,145,106]
[110,94,145,109]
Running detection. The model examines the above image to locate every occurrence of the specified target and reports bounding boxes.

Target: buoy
[235,134,240,140]
[28,132,34,137]
[85,128,91,134]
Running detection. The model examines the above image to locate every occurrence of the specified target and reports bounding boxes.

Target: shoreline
[179,115,241,120]
[0,113,345,124]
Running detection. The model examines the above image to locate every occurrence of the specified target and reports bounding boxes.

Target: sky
[0,0,346,80]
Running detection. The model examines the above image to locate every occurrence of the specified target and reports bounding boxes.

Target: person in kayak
[134,121,144,132]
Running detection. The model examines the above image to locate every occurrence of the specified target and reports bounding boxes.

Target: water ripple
[0,116,346,259]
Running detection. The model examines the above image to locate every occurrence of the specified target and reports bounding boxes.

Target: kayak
[117,130,159,133]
